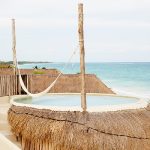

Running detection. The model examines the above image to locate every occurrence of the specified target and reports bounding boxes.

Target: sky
[0,0,150,62]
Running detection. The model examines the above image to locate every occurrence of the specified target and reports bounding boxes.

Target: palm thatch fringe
[8,105,150,150]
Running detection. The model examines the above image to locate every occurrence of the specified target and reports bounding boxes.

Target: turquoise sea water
[19,62,150,98]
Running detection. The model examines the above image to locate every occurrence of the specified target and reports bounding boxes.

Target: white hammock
[18,70,61,97]
[17,46,79,97]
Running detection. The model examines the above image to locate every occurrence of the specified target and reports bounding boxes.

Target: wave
[112,88,150,101]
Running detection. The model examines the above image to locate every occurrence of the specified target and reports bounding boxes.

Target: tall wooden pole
[78,3,86,112]
[12,19,17,75]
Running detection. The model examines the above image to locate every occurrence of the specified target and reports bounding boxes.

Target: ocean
[19,62,150,99]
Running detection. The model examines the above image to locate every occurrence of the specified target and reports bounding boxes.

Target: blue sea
[19,62,150,99]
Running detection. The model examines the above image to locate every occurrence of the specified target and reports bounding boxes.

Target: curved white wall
[0,133,21,150]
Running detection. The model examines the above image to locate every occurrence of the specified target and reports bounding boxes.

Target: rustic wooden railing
[0,74,114,97]
[0,75,28,97]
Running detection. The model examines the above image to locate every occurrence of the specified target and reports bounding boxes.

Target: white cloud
[0,0,150,62]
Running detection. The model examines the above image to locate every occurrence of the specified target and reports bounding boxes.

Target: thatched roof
[0,69,114,97]
[8,104,150,150]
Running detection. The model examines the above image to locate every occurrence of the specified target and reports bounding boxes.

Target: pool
[8,94,150,150]
[11,94,148,112]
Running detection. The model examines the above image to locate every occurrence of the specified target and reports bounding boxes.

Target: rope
[16,45,79,97]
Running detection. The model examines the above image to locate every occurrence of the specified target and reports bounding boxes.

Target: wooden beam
[78,3,87,112]
[12,19,17,75]
[12,19,18,95]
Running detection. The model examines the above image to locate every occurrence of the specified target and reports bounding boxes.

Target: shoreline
[113,88,150,99]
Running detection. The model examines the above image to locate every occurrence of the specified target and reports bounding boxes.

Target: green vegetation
[33,66,47,70]
[33,70,45,74]
[0,63,13,68]
[33,66,39,69]
[42,67,46,69]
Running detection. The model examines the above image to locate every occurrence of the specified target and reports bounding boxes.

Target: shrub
[33,66,39,69]
[0,64,12,68]
[33,70,45,74]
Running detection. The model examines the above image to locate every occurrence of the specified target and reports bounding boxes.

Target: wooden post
[12,19,18,95]
[78,3,86,111]
[12,19,17,75]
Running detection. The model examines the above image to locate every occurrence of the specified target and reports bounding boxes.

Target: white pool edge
[0,133,21,150]
[10,93,149,112]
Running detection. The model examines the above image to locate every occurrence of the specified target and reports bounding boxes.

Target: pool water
[14,94,139,107]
